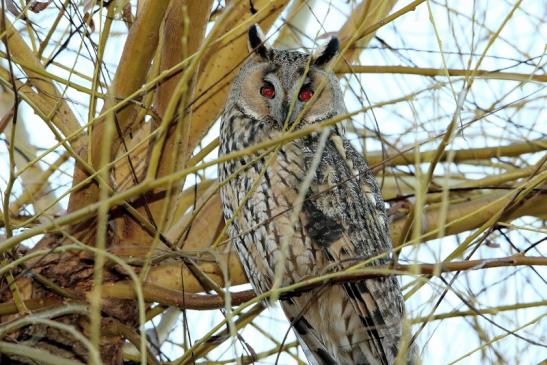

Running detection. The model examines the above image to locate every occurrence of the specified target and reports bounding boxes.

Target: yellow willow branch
[9,148,69,218]
[336,65,547,83]
[187,0,289,162]
[0,342,84,365]
[160,188,546,291]
[336,0,398,63]
[411,300,547,323]
[93,255,547,310]
[0,104,538,253]
[273,0,311,48]
[144,0,213,231]
[67,0,171,216]
[368,139,547,166]
[106,0,170,137]
[0,67,83,148]
[380,164,539,201]
[111,1,214,249]
[339,0,426,64]
[0,17,80,139]
[0,51,106,96]
[192,342,300,365]
[0,214,36,228]
[391,189,546,245]
[174,303,265,364]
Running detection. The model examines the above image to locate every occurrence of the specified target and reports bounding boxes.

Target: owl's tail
[280,280,419,365]
[281,299,337,365]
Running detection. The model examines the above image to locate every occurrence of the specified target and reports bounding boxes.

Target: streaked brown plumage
[218,25,415,365]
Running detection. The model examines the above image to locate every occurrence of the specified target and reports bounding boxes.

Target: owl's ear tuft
[248,24,270,59]
[313,37,339,67]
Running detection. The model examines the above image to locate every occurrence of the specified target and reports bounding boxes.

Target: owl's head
[227,25,345,128]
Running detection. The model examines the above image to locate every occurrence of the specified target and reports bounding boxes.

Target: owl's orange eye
[260,84,275,98]
[298,87,313,102]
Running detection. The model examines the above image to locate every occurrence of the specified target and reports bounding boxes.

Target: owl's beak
[279,101,290,125]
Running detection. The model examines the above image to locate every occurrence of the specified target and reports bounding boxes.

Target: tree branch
[336,65,547,83]
[98,255,546,310]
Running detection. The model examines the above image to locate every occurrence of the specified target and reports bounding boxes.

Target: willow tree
[0,1,545,364]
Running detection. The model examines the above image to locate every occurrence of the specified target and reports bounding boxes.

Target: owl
[218,25,415,365]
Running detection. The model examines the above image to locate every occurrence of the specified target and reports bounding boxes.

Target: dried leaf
[122,3,133,28]
[30,0,51,13]
[83,12,95,33]
[6,0,22,17]
[485,241,501,248]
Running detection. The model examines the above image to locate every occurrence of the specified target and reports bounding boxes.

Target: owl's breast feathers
[219,125,411,364]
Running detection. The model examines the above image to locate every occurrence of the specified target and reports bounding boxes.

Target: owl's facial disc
[238,25,341,128]
[238,64,338,127]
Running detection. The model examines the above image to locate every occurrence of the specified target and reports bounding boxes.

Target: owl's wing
[302,134,406,364]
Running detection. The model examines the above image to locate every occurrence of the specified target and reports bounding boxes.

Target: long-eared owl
[218,25,415,365]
